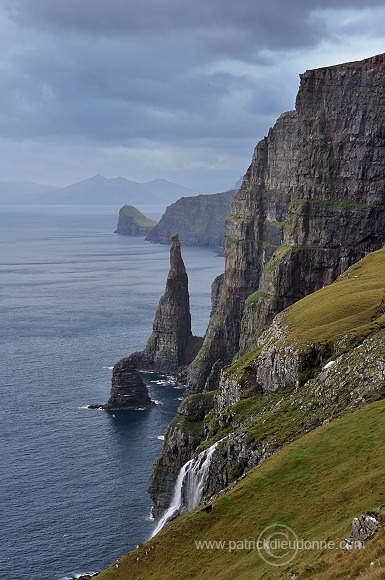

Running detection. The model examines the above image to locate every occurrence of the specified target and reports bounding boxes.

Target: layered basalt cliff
[148,53,385,519]
[145,190,235,248]
[187,53,385,393]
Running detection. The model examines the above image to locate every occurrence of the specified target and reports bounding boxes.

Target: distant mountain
[141,179,196,204]
[0,180,59,203]
[35,174,157,205]
[0,174,198,206]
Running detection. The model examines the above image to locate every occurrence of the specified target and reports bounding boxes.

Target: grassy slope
[97,400,385,579]
[282,248,385,346]
[96,250,385,579]
[225,249,385,382]
[120,205,157,228]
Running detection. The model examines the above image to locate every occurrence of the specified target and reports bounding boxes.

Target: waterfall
[151,440,220,537]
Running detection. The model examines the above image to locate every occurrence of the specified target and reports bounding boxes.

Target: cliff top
[302,52,385,76]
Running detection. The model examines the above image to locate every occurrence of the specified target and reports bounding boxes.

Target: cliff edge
[188,52,385,393]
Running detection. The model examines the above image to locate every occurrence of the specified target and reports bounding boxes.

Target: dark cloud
[2,0,330,58]
[0,0,384,189]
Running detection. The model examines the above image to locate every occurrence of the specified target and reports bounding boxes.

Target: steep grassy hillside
[282,247,385,346]
[97,400,385,579]
[95,250,385,579]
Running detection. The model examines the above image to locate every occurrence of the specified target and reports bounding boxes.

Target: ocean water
[0,206,224,580]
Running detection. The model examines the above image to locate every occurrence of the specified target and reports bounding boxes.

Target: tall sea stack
[103,233,202,409]
[141,233,202,371]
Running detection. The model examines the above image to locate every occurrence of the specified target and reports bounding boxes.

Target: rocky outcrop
[145,190,236,248]
[141,233,203,371]
[103,353,155,410]
[343,512,382,550]
[187,53,385,393]
[102,234,201,410]
[149,391,215,517]
[150,238,385,518]
[115,205,157,235]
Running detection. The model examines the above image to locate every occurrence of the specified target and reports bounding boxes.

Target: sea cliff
[97,53,385,579]
[188,53,385,393]
[145,190,235,248]
[149,52,385,516]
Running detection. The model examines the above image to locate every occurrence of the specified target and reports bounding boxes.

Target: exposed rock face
[343,512,382,550]
[114,205,157,236]
[104,233,201,409]
[145,190,236,248]
[188,54,385,393]
[149,391,215,517]
[141,233,203,371]
[104,354,155,410]
[151,314,385,516]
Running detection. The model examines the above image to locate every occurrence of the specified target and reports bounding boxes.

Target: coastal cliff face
[188,54,385,393]
[150,247,385,517]
[97,54,385,577]
[145,190,235,248]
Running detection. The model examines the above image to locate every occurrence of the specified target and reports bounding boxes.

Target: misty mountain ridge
[0,174,198,206]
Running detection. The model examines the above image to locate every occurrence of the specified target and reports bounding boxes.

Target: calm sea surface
[0,206,224,580]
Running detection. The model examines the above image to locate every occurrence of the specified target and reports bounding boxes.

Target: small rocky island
[103,353,155,411]
[114,205,157,236]
[100,233,202,410]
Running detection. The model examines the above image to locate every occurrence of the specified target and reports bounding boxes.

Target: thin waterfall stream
[151,440,221,537]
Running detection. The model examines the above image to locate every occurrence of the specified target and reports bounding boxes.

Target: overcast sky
[0,0,384,192]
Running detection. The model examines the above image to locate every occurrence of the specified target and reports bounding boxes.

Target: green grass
[120,205,157,228]
[223,344,264,379]
[290,198,373,211]
[282,248,385,346]
[97,400,385,580]
[245,290,267,306]
[264,219,284,227]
